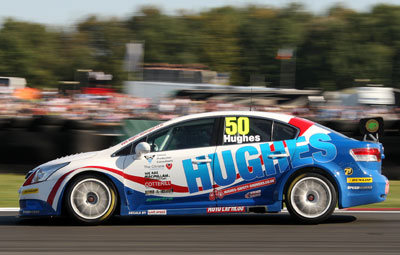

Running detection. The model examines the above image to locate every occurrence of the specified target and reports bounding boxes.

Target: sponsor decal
[145,189,173,195]
[144,171,170,180]
[347,177,373,183]
[21,188,39,195]
[344,167,353,176]
[209,179,274,200]
[129,210,147,215]
[156,154,173,164]
[347,186,373,190]
[144,164,165,170]
[146,197,173,202]
[166,163,173,170]
[148,209,167,215]
[207,206,246,213]
[209,191,215,201]
[144,155,155,164]
[219,178,275,197]
[217,190,224,199]
[144,171,172,195]
[245,190,262,198]
[144,180,171,189]
[22,210,40,214]
[183,133,337,193]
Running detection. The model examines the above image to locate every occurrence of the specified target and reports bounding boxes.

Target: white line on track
[281,208,400,214]
[0,208,19,212]
[334,210,400,214]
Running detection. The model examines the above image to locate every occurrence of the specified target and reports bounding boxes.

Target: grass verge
[0,174,25,207]
[0,174,399,208]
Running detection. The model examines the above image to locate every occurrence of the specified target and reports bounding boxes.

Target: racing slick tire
[65,174,117,225]
[285,173,337,224]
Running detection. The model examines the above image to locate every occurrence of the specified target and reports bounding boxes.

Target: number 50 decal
[225,117,250,135]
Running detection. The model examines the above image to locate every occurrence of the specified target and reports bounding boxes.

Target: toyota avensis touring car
[19,111,389,224]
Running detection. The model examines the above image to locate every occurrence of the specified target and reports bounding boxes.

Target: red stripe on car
[289,117,314,136]
[47,170,76,206]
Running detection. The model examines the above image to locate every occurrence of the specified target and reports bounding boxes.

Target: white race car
[19,111,388,224]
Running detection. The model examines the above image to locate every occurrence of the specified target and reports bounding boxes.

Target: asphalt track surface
[0,211,399,255]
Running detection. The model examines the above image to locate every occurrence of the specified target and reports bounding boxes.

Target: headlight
[31,162,70,184]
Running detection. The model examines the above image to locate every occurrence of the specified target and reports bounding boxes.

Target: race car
[19,111,389,224]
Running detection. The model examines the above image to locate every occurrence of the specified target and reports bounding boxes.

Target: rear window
[272,122,298,141]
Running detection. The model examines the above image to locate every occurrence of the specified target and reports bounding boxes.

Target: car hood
[40,151,98,167]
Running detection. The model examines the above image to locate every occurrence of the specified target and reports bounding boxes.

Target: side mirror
[135,142,151,160]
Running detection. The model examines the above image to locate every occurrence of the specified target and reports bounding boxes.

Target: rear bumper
[340,172,388,208]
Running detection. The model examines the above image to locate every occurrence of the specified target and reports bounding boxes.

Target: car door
[122,117,219,211]
[212,115,298,207]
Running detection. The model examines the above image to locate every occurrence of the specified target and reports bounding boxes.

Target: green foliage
[0,19,61,87]
[2,4,400,89]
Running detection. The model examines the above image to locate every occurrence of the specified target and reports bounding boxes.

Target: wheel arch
[277,166,341,205]
[59,170,124,216]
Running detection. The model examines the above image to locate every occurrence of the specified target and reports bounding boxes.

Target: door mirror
[135,142,151,160]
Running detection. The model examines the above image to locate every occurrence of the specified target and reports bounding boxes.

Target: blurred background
[1,1,400,179]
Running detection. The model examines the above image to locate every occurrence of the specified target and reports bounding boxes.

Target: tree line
[1,3,400,91]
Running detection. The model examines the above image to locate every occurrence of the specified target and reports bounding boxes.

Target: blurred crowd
[1,91,400,125]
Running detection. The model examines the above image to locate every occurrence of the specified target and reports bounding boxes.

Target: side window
[147,129,169,152]
[272,122,298,141]
[112,137,146,156]
[223,116,272,145]
[147,118,216,152]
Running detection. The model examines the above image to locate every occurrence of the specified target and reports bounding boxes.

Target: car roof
[164,111,295,126]
[115,111,324,149]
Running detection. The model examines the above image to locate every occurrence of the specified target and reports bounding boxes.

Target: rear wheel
[285,173,337,224]
[65,174,117,225]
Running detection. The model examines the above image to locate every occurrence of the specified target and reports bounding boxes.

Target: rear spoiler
[359,117,384,142]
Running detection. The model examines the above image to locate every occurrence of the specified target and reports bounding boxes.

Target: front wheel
[65,174,117,225]
[285,173,337,224]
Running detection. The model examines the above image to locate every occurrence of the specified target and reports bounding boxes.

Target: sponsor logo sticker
[129,210,147,215]
[21,188,39,195]
[144,180,171,189]
[347,177,373,183]
[209,178,275,200]
[146,197,173,202]
[207,206,245,214]
[22,210,40,214]
[344,167,353,176]
[221,178,275,196]
[245,190,262,198]
[347,186,373,190]
[144,155,155,164]
[148,209,167,215]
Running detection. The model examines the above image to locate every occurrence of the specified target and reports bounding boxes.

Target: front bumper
[19,199,58,217]
[18,178,61,217]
